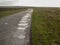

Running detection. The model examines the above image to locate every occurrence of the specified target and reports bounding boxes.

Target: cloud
[0,0,17,6]
[0,0,60,7]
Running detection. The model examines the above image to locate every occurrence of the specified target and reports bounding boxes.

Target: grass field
[0,8,27,18]
[0,7,60,45]
[32,8,60,45]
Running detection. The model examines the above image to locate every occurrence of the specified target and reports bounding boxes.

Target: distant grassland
[0,8,27,18]
[32,8,60,45]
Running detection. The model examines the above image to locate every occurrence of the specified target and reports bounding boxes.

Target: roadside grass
[0,8,27,18]
[32,8,60,45]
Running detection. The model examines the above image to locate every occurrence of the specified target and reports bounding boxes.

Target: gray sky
[0,0,60,7]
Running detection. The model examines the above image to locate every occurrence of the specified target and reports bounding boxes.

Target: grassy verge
[32,8,60,45]
[0,8,27,18]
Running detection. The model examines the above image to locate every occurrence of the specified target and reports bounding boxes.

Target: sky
[0,0,60,7]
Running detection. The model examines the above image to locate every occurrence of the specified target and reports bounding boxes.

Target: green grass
[32,8,60,45]
[0,8,27,18]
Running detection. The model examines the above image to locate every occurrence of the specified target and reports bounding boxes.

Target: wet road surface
[0,9,33,45]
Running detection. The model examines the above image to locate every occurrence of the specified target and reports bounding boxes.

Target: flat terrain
[0,7,60,45]
[32,8,60,45]
[0,8,27,18]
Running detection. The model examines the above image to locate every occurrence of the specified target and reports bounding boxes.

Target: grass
[32,8,60,45]
[0,8,27,18]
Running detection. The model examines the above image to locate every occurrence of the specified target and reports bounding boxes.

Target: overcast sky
[0,0,60,7]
